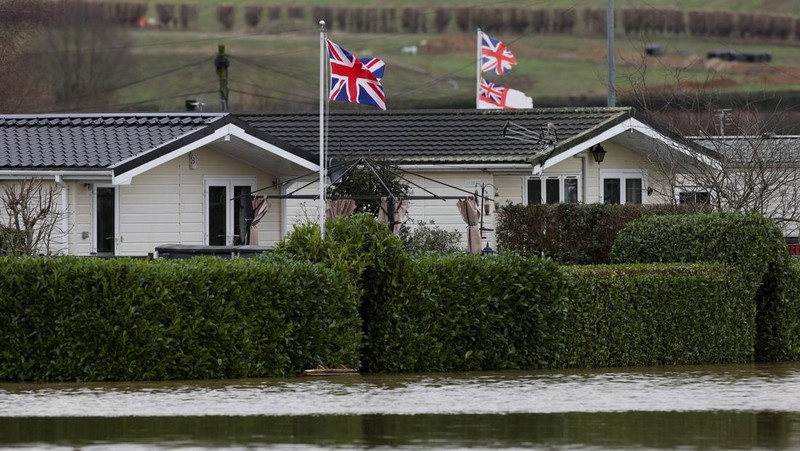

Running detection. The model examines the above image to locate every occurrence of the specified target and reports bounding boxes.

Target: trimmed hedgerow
[496,203,709,264]
[610,212,796,362]
[0,255,361,382]
[367,253,570,373]
[274,214,412,372]
[563,263,756,368]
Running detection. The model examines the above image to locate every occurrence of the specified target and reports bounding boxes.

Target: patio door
[204,177,256,245]
[93,185,118,256]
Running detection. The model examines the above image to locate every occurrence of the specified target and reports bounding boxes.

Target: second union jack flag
[480,31,517,76]
[327,39,386,110]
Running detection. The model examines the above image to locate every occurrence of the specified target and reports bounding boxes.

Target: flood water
[1,362,799,450]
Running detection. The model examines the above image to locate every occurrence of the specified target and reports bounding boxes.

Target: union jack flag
[479,78,505,106]
[480,32,517,76]
[327,39,386,110]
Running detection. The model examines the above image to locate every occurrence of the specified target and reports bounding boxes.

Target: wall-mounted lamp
[188,151,197,170]
[83,182,93,191]
[590,144,606,164]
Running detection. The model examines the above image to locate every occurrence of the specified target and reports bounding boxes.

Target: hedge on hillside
[610,212,795,361]
[564,264,756,367]
[368,253,569,373]
[496,203,709,264]
[0,255,361,382]
[273,214,412,371]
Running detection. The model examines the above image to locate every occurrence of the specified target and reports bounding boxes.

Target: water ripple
[0,363,798,417]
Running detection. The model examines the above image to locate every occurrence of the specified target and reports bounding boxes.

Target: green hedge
[0,255,361,382]
[610,212,797,361]
[564,264,756,367]
[496,203,709,264]
[274,214,412,371]
[366,253,570,373]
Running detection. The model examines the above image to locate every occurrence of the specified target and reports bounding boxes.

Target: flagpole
[319,20,326,239]
[476,27,481,109]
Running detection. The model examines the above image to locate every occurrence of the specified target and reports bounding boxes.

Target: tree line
[53,2,800,41]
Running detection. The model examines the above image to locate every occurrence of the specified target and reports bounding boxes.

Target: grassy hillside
[47,1,800,113]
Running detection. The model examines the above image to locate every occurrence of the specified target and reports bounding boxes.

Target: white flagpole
[319,20,326,240]
[476,28,482,109]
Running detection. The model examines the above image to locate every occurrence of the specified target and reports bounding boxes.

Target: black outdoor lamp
[590,144,606,164]
[481,243,495,256]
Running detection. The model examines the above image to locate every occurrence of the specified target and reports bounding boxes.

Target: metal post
[607,0,615,107]
[319,21,327,239]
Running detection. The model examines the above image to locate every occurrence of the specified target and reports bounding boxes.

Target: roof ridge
[0,112,227,119]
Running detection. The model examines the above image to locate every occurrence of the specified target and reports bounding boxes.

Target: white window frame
[525,174,581,205]
[203,176,257,246]
[91,184,120,256]
[600,170,648,204]
[675,186,712,205]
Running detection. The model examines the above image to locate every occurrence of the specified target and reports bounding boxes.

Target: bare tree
[0,178,66,256]
[29,0,134,111]
[618,51,800,237]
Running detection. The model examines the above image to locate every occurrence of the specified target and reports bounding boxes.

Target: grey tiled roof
[238,108,634,164]
[0,113,224,169]
[0,108,636,170]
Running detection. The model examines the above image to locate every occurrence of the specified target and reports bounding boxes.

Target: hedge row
[0,256,361,382]
[64,2,800,42]
[495,203,709,264]
[564,264,756,367]
[611,212,799,361]
[369,254,569,373]
[1,213,796,382]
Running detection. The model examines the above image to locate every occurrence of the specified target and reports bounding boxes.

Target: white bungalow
[0,107,713,256]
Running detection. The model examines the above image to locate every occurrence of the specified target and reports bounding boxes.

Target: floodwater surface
[1,362,799,449]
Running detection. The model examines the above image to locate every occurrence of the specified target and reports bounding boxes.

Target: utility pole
[215,44,230,111]
[607,0,615,107]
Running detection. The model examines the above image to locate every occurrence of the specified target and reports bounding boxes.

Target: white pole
[476,28,482,108]
[319,21,326,240]
[607,0,616,107]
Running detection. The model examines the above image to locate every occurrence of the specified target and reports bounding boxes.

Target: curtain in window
[326,199,356,220]
[248,196,271,245]
[457,196,482,253]
[378,197,409,235]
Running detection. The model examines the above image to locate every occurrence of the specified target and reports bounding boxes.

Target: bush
[610,212,794,361]
[496,203,708,264]
[0,255,361,382]
[274,214,411,371]
[370,253,569,372]
[399,219,462,255]
[564,264,756,367]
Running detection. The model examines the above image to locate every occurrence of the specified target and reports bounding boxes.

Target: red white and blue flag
[478,78,532,109]
[480,32,517,76]
[327,39,386,110]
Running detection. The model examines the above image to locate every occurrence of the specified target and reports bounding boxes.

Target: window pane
[604,178,620,204]
[233,186,251,245]
[626,178,643,204]
[209,186,227,245]
[545,178,560,204]
[564,178,578,203]
[527,178,542,205]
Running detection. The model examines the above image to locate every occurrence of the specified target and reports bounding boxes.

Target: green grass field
[85,1,800,113]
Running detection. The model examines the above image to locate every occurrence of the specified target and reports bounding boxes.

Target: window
[205,177,256,245]
[526,175,580,204]
[678,190,710,205]
[602,172,646,204]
